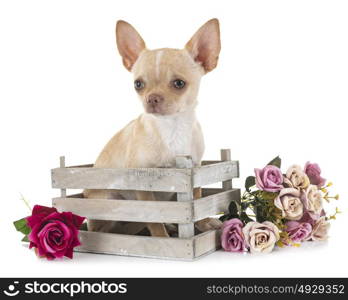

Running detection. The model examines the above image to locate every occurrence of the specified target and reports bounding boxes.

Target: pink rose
[221,218,246,252]
[298,211,315,225]
[285,221,312,242]
[254,165,283,192]
[307,216,330,241]
[304,162,326,187]
[26,205,85,260]
[299,210,326,225]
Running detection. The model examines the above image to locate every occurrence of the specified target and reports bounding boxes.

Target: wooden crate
[51,149,240,260]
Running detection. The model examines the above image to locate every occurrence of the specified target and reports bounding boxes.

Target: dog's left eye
[172,79,186,89]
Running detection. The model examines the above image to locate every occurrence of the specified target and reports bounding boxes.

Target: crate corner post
[175,155,195,241]
[59,156,66,198]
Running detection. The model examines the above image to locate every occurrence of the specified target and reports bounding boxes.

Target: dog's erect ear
[185,19,221,73]
[116,20,146,71]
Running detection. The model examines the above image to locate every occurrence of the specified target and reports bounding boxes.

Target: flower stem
[20,193,32,212]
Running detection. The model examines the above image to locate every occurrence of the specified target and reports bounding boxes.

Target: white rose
[284,165,310,189]
[242,221,280,254]
[274,188,304,220]
[302,184,323,218]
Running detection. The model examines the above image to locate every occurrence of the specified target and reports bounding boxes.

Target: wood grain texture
[51,167,192,192]
[193,160,239,188]
[67,189,223,198]
[76,230,195,260]
[193,229,221,258]
[70,161,217,168]
[53,197,193,223]
[193,189,241,221]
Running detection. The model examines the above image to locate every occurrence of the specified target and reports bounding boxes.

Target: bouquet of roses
[220,156,340,254]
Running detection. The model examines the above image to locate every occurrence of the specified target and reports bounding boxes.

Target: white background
[0,0,347,277]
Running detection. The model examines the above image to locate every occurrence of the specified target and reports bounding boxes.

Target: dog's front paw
[195,218,222,232]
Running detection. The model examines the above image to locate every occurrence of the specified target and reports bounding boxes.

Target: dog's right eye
[134,79,145,91]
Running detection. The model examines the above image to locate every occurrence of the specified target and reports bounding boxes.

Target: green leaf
[267,156,281,168]
[219,213,240,222]
[21,235,29,242]
[245,176,256,192]
[241,201,249,211]
[240,212,254,225]
[228,201,239,216]
[255,206,268,223]
[13,218,31,235]
[219,214,230,222]
[219,201,240,222]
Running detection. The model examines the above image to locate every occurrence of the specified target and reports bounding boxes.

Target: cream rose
[307,217,330,241]
[301,184,323,218]
[242,221,280,254]
[274,188,304,220]
[284,165,310,189]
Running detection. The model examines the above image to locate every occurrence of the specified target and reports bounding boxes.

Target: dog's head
[116,19,221,116]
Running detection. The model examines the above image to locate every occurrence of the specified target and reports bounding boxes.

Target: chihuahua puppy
[85,19,221,237]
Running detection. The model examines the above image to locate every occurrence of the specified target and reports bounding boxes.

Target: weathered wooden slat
[52,197,192,224]
[69,162,219,168]
[66,161,223,168]
[193,189,241,221]
[75,231,194,260]
[70,163,220,168]
[51,167,192,192]
[193,160,239,187]
[67,189,222,199]
[69,189,222,199]
[194,229,221,258]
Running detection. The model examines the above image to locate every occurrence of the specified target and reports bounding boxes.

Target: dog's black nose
[146,94,164,105]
